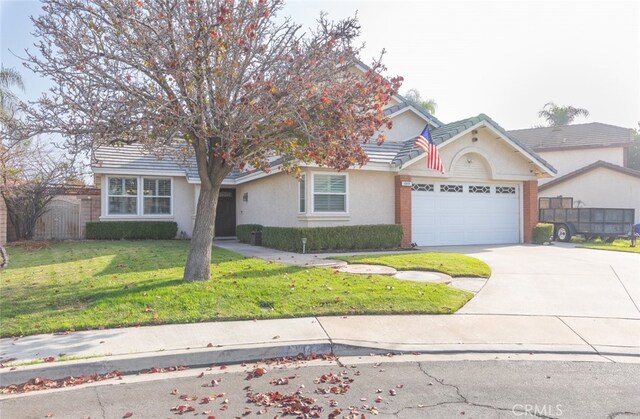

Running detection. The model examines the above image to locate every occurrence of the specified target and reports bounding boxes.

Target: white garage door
[411,182,521,246]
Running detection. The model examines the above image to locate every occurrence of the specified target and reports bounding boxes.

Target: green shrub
[261,224,403,252]
[86,221,178,240]
[236,224,263,243]
[533,223,554,244]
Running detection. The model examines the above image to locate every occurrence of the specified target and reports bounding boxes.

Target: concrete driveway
[421,243,640,319]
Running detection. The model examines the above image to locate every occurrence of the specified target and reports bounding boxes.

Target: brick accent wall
[522,180,539,243]
[394,175,412,248]
[0,198,6,245]
[80,195,101,238]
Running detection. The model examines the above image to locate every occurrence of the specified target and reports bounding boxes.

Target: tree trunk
[183,180,222,281]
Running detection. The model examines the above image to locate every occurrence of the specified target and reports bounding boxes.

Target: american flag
[415,125,444,173]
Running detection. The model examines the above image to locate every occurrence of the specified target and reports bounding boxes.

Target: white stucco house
[508,123,639,223]
[92,92,556,247]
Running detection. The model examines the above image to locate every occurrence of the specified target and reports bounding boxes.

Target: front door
[215,189,236,237]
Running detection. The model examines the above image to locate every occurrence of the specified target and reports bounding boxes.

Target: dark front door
[215,189,236,237]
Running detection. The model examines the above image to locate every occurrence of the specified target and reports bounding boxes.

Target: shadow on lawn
[2,263,307,324]
[4,240,191,271]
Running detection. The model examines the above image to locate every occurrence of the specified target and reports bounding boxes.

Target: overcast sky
[1,0,639,131]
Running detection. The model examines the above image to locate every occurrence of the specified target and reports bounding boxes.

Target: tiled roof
[384,98,444,128]
[539,160,640,191]
[389,114,556,174]
[508,122,634,150]
[94,113,556,179]
[93,144,278,182]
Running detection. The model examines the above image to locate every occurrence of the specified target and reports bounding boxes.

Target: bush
[236,224,263,243]
[261,224,403,252]
[533,223,554,244]
[86,221,178,240]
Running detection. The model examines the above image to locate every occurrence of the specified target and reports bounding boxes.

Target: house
[508,123,639,223]
[92,94,556,248]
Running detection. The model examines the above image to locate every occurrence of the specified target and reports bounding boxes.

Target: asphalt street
[2,357,639,419]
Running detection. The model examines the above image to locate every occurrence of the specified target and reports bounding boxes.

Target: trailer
[539,197,636,242]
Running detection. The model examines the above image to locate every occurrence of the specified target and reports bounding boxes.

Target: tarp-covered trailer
[539,197,636,242]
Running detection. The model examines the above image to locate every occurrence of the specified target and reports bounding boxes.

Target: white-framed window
[106,176,172,216]
[313,173,347,212]
[143,178,172,215]
[108,177,138,215]
[298,174,306,213]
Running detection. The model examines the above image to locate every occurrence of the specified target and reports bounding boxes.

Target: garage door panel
[411,182,520,246]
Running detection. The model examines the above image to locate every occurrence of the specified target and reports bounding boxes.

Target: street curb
[2,341,639,386]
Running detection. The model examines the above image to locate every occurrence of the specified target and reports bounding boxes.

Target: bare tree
[0,140,77,240]
[22,0,402,281]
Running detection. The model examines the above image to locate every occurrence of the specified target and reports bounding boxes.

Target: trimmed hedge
[261,224,403,252]
[86,221,178,240]
[236,224,263,243]
[533,223,554,244]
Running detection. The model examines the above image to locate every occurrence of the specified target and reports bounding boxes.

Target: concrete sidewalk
[2,314,639,385]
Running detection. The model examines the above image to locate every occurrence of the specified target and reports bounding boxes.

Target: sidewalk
[2,241,639,386]
[2,313,639,386]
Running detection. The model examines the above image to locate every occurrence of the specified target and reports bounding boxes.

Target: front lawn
[334,252,491,278]
[0,241,474,337]
[575,238,640,254]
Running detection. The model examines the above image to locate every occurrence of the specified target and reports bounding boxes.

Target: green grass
[334,252,491,278]
[575,238,640,254]
[0,241,474,337]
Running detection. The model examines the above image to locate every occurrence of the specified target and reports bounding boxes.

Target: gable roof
[384,96,444,128]
[539,160,640,191]
[93,113,556,181]
[508,122,634,151]
[391,113,556,174]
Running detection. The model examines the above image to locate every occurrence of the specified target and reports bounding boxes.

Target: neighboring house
[92,94,556,248]
[537,161,640,223]
[509,123,639,223]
